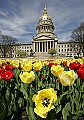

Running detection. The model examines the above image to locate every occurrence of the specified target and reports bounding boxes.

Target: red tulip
[48,61,57,67]
[62,61,67,66]
[1,70,14,81]
[69,62,80,71]
[79,64,84,68]
[5,65,14,71]
[77,68,84,80]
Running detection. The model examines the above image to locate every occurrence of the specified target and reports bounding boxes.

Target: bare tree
[71,22,84,57]
[0,32,17,58]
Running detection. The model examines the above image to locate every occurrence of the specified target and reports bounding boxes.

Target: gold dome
[39,5,51,21]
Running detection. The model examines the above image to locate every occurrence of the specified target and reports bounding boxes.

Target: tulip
[51,65,64,77]
[32,88,57,118]
[58,70,78,86]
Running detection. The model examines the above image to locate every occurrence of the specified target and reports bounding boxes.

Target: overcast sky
[0,0,84,43]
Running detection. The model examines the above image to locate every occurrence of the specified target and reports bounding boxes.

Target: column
[44,42,46,52]
[39,42,40,52]
[47,41,48,52]
[42,42,43,52]
[37,42,38,52]
[33,42,35,52]
[55,41,57,50]
[50,41,51,48]
[36,42,38,52]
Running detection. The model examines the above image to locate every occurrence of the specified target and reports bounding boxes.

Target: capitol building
[0,6,83,58]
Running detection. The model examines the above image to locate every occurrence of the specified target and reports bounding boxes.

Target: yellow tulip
[20,71,35,83]
[22,61,32,72]
[58,70,78,86]
[51,65,64,77]
[11,60,20,68]
[43,60,49,66]
[0,60,5,66]
[33,61,42,71]
[32,88,57,118]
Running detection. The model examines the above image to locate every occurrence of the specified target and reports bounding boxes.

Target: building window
[70,49,72,51]
[62,49,63,52]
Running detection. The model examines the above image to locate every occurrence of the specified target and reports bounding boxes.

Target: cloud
[0,0,41,42]
[46,0,84,41]
[0,10,7,16]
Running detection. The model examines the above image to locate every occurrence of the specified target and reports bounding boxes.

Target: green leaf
[20,83,28,100]
[56,105,62,113]
[5,89,10,102]
[76,110,84,117]
[62,102,71,120]
[29,107,36,120]
[26,106,36,120]
[18,98,24,108]
[38,80,42,88]
[0,102,6,120]
[67,112,77,120]
[13,68,21,81]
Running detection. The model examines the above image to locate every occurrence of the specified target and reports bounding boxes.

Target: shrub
[48,48,56,56]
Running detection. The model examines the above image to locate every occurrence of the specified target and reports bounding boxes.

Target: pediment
[36,35,53,40]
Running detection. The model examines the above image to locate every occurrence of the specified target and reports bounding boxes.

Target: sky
[0,0,84,43]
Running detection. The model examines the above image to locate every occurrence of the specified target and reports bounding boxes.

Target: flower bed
[0,58,84,120]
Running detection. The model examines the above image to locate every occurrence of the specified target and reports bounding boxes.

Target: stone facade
[57,42,83,57]
[12,43,32,58]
